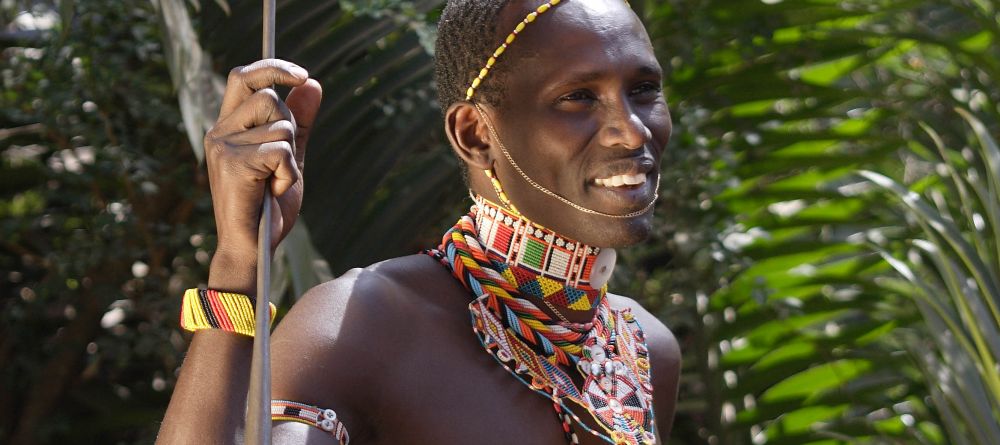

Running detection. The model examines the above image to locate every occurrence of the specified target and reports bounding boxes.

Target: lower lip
[589,175,656,211]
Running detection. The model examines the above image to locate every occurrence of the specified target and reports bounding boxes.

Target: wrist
[208,249,257,295]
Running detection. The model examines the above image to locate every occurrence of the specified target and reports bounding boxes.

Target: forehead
[497,0,658,87]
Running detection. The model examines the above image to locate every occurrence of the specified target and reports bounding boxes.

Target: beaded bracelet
[272,400,350,444]
[180,288,276,337]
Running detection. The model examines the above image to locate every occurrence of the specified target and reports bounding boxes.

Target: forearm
[158,331,252,444]
[157,253,257,444]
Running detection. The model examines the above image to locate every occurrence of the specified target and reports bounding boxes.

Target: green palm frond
[858,109,1000,444]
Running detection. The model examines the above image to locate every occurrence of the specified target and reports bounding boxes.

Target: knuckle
[261,140,290,154]
[227,66,245,83]
[254,88,280,104]
[251,58,277,69]
[273,120,295,139]
[275,140,294,154]
[215,142,236,159]
[204,131,223,154]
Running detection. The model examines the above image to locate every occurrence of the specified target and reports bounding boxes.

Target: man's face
[483,0,672,248]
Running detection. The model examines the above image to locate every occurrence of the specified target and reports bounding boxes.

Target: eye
[559,89,596,102]
[631,82,663,99]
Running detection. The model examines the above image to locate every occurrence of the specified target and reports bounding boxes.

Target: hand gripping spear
[246,1,276,444]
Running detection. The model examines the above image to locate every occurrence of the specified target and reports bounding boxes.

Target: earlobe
[445,102,493,170]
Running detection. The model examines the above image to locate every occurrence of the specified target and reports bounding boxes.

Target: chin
[586,212,655,248]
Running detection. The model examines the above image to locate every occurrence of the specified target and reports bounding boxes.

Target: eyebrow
[547,64,663,91]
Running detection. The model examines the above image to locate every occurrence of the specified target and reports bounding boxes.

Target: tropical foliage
[1,1,213,443]
[637,0,1000,443]
[860,108,1000,444]
[3,0,999,444]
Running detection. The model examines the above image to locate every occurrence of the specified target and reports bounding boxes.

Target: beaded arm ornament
[180,288,276,337]
[271,400,350,444]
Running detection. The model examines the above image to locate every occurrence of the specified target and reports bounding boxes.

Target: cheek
[645,105,672,149]
[506,112,595,163]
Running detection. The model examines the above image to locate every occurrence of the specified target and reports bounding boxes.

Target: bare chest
[365,300,617,445]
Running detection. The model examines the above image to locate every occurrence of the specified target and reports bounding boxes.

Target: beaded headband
[465,0,565,101]
[465,0,632,101]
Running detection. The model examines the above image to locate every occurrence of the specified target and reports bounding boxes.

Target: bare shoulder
[608,294,681,366]
[275,254,446,337]
[269,254,455,442]
[608,293,681,438]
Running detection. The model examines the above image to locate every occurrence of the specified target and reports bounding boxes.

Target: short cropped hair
[434,1,513,111]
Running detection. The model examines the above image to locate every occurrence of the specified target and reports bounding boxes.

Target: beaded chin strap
[466,0,657,220]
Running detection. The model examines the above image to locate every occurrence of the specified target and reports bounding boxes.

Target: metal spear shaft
[246,1,275,443]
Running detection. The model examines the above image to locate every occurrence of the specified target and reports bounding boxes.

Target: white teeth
[595,173,646,187]
[625,174,646,185]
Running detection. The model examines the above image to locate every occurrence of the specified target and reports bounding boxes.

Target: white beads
[589,248,617,288]
[319,418,335,431]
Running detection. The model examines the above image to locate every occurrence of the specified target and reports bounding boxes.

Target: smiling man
[158,1,679,444]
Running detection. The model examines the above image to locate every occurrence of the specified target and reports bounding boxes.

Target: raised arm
[157,59,322,444]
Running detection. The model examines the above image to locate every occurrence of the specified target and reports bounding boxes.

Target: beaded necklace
[428,198,657,445]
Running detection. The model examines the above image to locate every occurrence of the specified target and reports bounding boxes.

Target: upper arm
[269,268,400,444]
[272,421,341,445]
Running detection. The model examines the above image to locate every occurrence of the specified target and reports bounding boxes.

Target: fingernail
[291,66,308,78]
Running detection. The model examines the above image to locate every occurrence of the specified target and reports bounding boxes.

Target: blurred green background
[3,0,1000,443]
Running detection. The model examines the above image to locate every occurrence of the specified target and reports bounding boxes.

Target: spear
[246,0,275,443]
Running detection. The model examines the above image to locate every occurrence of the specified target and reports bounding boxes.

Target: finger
[224,120,295,147]
[285,78,323,166]
[219,59,309,119]
[215,88,293,136]
[248,141,300,198]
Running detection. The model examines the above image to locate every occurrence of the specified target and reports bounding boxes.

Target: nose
[597,101,650,150]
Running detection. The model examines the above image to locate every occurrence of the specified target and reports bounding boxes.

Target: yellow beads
[636,357,650,371]
[464,0,567,101]
[485,168,521,216]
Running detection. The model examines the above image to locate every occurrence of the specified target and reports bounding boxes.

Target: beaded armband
[272,400,350,444]
[179,288,276,337]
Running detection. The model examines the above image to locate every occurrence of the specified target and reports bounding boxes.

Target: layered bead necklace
[428,197,657,445]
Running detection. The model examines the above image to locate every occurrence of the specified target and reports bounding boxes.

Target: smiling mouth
[593,173,648,188]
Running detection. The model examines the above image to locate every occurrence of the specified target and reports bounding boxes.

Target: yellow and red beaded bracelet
[180,288,276,337]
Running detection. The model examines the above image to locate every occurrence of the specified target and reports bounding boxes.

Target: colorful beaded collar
[474,196,617,314]
[428,201,657,445]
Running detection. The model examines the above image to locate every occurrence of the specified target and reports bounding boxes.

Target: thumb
[286,78,323,167]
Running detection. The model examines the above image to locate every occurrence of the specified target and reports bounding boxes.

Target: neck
[473,196,614,324]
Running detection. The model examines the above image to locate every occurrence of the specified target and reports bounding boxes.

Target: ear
[444,101,493,170]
